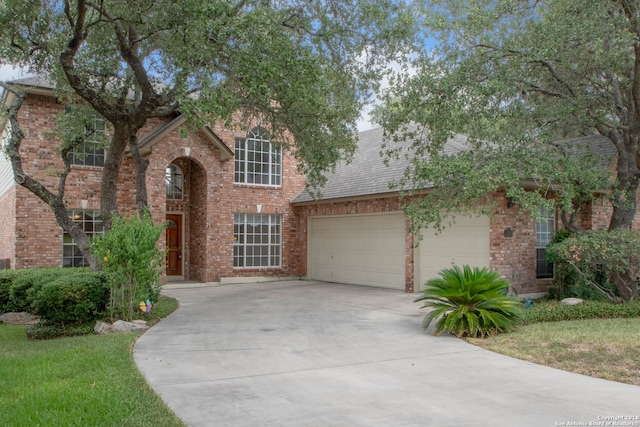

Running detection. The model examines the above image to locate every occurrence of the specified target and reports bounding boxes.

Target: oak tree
[1,0,415,268]
[376,0,640,232]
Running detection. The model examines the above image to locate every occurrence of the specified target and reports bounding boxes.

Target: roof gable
[138,115,234,160]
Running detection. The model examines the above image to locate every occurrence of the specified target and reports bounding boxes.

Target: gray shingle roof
[292,127,469,203]
[292,129,619,204]
[553,134,617,167]
[7,75,54,89]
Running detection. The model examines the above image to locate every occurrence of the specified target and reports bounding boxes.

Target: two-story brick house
[0,77,628,295]
[0,77,306,284]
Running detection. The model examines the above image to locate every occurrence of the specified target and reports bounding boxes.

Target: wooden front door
[166,214,182,276]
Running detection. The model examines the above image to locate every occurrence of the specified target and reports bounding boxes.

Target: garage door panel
[416,215,490,291]
[308,213,406,290]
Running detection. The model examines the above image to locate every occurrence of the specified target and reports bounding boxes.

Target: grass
[0,297,186,427]
[467,317,640,386]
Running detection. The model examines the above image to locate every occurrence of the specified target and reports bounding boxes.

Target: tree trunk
[608,174,640,230]
[611,272,638,302]
[608,130,640,230]
[100,125,131,230]
[129,135,150,217]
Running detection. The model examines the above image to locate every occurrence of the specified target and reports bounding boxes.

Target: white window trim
[234,127,282,187]
[233,213,282,268]
[535,206,555,279]
[62,209,104,267]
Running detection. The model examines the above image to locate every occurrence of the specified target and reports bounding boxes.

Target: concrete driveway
[134,280,640,427]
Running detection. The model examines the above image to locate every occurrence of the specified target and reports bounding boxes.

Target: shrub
[9,268,75,312]
[91,210,165,320]
[0,269,20,313]
[29,272,108,326]
[25,321,95,340]
[415,265,524,337]
[523,299,640,324]
[546,229,640,302]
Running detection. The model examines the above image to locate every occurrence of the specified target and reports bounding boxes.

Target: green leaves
[546,229,640,302]
[91,210,165,320]
[415,265,523,337]
[375,0,639,231]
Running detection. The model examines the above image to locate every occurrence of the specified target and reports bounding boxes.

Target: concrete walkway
[134,280,640,427]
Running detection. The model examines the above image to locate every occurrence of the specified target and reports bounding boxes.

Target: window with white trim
[233,213,282,268]
[166,164,183,200]
[69,115,106,167]
[234,127,281,186]
[63,210,104,267]
[536,206,555,278]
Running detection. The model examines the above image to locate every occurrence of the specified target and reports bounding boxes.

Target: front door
[166,214,182,276]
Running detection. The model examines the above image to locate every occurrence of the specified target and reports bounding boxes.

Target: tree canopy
[0,0,416,268]
[375,0,640,231]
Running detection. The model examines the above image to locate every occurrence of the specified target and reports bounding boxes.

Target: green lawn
[467,317,640,386]
[1,324,185,426]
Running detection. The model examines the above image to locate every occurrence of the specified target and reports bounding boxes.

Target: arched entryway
[165,157,207,281]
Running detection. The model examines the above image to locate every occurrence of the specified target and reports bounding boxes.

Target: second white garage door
[415,215,490,291]
[307,213,406,290]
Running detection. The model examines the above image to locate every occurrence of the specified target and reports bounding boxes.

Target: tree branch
[59,0,118,121]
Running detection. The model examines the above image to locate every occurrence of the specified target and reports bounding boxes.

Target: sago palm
[415,265,523,337]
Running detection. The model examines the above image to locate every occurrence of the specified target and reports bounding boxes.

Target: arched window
[166,164,183,200]
[234,127,282,186]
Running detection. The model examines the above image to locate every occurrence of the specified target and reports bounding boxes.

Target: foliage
[546,229,640,302]
[522,299,640,325]
[375,0,640,231]
[546,229,613,301]
[0,269,20,313]
[0,325,186,426]
[0,1,417,265]
[9,268,85,312]
[28,272,108,326]
[91,211,165,321]
[25,321,95,340]
[415,265,523,337]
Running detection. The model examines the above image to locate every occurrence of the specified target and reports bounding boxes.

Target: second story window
[234,127,281,186]
[69,115,106,167]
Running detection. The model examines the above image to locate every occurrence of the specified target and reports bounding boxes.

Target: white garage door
[416,215,490,291]
[307,213,406,290]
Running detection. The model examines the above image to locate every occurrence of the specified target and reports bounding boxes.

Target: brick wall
[294,192,553,294]
[10,93,103,268]
[7,93,307,282]
[129,118,307,283]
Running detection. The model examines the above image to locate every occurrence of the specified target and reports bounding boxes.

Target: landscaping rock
[94,320,113,334]
[94,319,149,334]
[112,319,149,332]
[0,312,39,325]
[561,297,584,306]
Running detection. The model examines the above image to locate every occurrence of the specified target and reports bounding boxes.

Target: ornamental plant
[91,210,165,321]
[546,229,640,302]
[415,265,523,338]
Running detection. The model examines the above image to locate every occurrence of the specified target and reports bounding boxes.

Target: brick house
[0,77,306,284]
[291,129,620,295]
[0,78,625,295]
